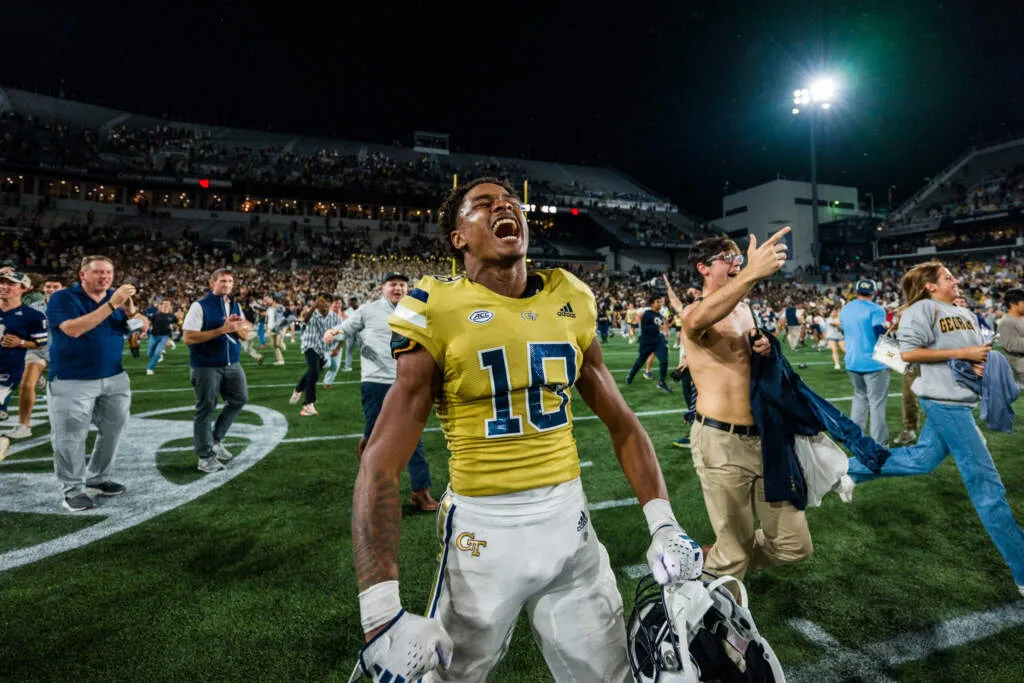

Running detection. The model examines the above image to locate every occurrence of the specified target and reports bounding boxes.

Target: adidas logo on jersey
[556,302,576,319]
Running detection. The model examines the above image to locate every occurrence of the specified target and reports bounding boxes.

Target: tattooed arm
[352,344,442,639]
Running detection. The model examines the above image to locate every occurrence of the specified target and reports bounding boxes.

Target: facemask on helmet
[627,573,786,683]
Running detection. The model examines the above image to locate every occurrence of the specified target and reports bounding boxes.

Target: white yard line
[588,497,639,511]
[131,381,362,394]
[788,604,1024,682]
[1,390,892,467]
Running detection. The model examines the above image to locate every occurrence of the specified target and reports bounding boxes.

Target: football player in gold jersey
[350,178,704,682]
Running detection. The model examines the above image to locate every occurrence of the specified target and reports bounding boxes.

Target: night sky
[4,1,1022,217]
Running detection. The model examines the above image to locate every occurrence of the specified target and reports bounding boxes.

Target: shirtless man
[681,227,813,582]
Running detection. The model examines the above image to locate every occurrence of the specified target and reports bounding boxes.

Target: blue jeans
[146,335,169,371]
[848,398,1024,584]
[361,381,431,492]
[323,353,341,386]
[257,322,266,347]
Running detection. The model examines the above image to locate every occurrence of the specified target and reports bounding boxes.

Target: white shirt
[265,305,283,332]
[183,296,246,332]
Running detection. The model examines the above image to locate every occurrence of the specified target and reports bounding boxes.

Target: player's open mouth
[491,216,521,242]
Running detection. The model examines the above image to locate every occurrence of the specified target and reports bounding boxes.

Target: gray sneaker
[62,493,97,512]
[86,481,126,497]
[197,456,225,473]
[211,442,234,463]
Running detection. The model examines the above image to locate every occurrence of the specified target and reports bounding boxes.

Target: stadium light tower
[792,77,837,263]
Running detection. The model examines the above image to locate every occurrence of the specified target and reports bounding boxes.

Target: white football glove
[354,610,453,682]
[647,523,704,585]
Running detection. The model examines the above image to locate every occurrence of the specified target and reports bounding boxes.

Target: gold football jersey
[389,269,597,496]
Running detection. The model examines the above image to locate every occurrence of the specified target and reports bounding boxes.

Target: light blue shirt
[840,298,887,373]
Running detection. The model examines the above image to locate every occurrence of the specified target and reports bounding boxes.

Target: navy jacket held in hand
[750,334,891,509]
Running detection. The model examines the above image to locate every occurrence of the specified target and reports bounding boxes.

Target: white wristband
[642,498,679,535]
[358,580,402,633]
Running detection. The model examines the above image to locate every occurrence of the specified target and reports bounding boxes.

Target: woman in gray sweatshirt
[846,260,1024,599]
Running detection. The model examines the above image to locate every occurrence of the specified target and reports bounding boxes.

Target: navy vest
[189,292,242,368]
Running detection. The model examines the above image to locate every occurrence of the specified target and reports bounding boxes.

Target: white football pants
[423,477,630,683]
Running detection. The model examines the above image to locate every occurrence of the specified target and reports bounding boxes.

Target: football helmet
[627,573,785,683]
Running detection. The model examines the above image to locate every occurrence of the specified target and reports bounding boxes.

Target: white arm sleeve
[182,302,205,332]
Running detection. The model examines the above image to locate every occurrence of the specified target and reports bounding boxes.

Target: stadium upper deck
[0,87,677,212]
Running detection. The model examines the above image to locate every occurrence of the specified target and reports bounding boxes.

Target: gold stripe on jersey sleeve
[392,336,419,356]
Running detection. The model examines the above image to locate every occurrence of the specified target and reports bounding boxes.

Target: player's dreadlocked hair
[438,177,519,258]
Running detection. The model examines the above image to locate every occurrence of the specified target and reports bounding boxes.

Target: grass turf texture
[1,336,1022,681]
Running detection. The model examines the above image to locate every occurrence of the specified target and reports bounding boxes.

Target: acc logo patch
[468,310,494,325]
[0,404,287,572]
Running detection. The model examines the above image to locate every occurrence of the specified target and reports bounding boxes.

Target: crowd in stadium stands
[0,115,669,209]
[877,226,1021,257]
[895,164,1024,224]
[2,208,1021,357]
[597,209,694,243]
[617,210,724,244]
[0,111,100,167]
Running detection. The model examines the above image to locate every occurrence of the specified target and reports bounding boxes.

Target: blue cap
[855,279,877,296]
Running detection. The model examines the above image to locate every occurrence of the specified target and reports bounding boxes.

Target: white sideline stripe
[789,618,842,646]
[621,563,649,579]
[788,603,1024,682]
[6,452,597,467]
[4,439,249,463]
[279,431,429,443]
[96,389,892,448]
[131,381,362,394]
[588,497,638,511]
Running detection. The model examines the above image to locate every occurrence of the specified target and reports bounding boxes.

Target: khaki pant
[902,364,921,432]
[786,325,803,350]
[241,329,264,361]
[267,332,286,364]
[691,421,813,581]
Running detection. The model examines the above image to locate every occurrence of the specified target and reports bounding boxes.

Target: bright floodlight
[810,77,836,103]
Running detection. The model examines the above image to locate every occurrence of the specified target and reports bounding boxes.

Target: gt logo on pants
[456,532,487,556]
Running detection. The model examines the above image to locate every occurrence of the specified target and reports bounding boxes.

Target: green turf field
[1,335,1023,681]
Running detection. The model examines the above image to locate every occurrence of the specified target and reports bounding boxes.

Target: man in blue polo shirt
[47,255,149,512]
[839,279,890,445]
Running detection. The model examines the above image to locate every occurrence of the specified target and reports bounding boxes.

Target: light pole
[792,78,836,266]
[865,192,874,218]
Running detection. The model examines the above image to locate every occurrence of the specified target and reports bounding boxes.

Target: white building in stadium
[715,179,864,270]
